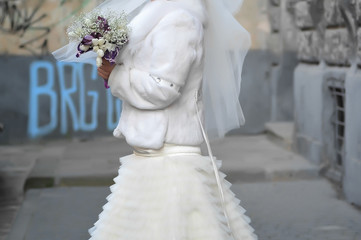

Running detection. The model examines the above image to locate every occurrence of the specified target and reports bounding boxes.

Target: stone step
[23,135,320,189]
[0,145,38,240]
[265,121,295,151]
[24,137,132,189]
[206,134,320,184]
[2,134,320,193]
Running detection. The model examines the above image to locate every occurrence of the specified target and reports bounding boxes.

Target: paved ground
[237,181,361,240]
[1,133,361,240]
[6,180,361,240]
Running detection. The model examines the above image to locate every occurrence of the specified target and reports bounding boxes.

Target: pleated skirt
[88,144,257,240]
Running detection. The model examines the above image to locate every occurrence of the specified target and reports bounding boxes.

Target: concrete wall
[0,0,101,56]
[286,0,361,206]
[0,0,120,144]
[233,0,297,135]
[344,69,361,205]
[265,0,299,121]
[0,56,122,144]
[294,64,324,165]
[235,50,273,134]
[232,1,275,134]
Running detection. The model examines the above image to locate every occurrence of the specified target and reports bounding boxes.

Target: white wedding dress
[79,0,256,238]
[88,144,257,240]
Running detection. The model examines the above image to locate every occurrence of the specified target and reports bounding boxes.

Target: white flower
[68,31,76,38]
[97,49,104,58]
[92,39,99,46]
[79,44,90,51]
[93,46,99,52]
[84,18,92,25]
[96,57,102,67]
[98,38,105,45]
[105,42,116,51]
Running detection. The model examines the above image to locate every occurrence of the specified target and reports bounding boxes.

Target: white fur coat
[108,0,206,149]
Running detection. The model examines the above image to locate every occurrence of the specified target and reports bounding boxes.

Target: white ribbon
[194,90,235,239]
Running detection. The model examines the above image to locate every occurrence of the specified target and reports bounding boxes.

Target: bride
[54,0,256,239]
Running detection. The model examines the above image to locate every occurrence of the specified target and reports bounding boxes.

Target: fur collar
[128,1,177,48]
[125,0,206,56]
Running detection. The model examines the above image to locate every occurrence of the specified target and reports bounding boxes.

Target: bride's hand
[98,59,116,80]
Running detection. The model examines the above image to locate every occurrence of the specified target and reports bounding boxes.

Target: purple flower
[97,16,110,32]
[76,43,85,58]
[104,47,120,63]
[91,32,103,39]
[81,33,103,47]
[81,35,94,45]
[104,79,110,89]
[77,43,84,52]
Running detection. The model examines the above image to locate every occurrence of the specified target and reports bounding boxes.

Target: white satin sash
[133,143,201,157]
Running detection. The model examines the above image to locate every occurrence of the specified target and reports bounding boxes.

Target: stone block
[269,0,280,7]
[357,0,361,24]
[268,6,281,32]
[323,29,351,65]
[324,0,344,27]
[285,0,298,13]
[294,1,313,29]
[344,69,361,206]
[338,0,358,38]
[267,33,282,58]
[293,64,325,164]
[357,28,361,65]
[297,30,321,63]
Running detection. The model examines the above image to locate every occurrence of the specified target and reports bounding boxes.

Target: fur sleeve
[108,10,203,110]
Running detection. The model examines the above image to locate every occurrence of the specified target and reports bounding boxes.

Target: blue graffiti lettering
[57,62,80,134]
[28,61,58,138]
[107,89,122,131]
[28,60,122,138]
[79,65,99,131]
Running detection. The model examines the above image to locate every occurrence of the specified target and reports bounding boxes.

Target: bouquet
[67,10,130,87]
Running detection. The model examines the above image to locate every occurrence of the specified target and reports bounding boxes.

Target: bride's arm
[108,10,203,110]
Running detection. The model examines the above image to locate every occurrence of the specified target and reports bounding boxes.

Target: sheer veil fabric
[201,0,250,138]
[52,0,250,139]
